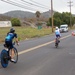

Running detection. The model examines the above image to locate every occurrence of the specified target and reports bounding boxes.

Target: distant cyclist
[55,26,61,42]
[4,28,19,62]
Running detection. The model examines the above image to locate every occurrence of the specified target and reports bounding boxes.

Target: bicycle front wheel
[1,49,9,68]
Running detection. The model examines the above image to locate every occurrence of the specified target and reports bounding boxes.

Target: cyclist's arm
[14,33,19,45]
[15,38,19,45]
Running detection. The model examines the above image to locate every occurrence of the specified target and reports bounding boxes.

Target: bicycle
[1,42,18,68]
[55,37,60,48]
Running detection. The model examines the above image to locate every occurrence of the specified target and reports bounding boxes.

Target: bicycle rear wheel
[10,47,18,63]
[1,49,9,68]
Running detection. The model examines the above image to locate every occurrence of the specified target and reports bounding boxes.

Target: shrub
[11,18,21,26]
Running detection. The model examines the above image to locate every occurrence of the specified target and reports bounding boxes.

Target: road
[0,30,75,75]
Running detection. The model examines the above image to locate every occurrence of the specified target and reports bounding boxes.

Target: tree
[35,11,41,21]
[11,18,21,26]
[54,18,62,27]
[35,11,42,29]
[47,12,75,27]
[53,12,63,27]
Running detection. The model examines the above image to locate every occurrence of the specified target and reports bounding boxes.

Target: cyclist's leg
[5,41,15,62]
[55,35,58,46]
[56,35,59,40]
[9,42,14,59]
[57,35,60,43]
[9,44,16,62]
[11,48,15,59]
[5,40,10,49]
[56,35,60,43]
[55,35,57,43]
[5,41,14,59]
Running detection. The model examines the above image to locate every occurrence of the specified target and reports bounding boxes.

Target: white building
[0,21,12,27]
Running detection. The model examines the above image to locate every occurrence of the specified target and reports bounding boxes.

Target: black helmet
[10,28,15,33]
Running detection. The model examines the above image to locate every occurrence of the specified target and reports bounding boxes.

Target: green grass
[0,27,52,43]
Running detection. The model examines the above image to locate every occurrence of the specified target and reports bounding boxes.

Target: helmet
[10,28,15,33]
[56,26,59,30]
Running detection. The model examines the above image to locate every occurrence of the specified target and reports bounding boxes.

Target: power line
[1,0,37,11]
[21,0,49,9]
[17,0,33,7]
[1,0,49,12]
[17,0,48,10]
[10,0,37,10]
[30,0,49,9]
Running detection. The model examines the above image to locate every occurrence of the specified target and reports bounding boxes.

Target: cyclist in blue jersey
[5,28,19,62]
[55,26,61,42]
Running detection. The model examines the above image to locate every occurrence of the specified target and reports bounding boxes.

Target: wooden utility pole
[51,0,54,32]
[68,0,73,28]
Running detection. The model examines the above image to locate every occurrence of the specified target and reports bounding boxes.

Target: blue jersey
[5,32,17,41]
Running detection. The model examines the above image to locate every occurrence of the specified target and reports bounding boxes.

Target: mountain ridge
[3,10,51,18]
[0,10,75,20]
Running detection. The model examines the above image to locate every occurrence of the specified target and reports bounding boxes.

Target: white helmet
[56,26,58,30]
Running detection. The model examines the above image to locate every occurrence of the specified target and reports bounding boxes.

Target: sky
[0,0,75,14]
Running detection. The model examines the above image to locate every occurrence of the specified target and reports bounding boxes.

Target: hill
[3,10,52,18]
[3,10,35,18]
[2,10,75,19]
[0,14,11,21]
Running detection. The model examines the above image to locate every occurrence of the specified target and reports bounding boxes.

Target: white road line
[18,34,71,55]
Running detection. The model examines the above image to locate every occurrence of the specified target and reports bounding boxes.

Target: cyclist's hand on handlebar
[17,43,19,46]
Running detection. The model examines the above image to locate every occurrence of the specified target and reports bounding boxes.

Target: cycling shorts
[5,40,13,49]
[56,34,60,38]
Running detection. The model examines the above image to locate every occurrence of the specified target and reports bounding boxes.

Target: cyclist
[55,26,61,42]
[4,28,19,62]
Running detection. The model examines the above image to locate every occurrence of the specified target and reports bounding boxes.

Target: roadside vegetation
[0,11,75,43]
[47,12,75,27]
[0,27,52,43]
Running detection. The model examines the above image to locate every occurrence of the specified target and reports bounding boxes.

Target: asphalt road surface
[0,30,75,75]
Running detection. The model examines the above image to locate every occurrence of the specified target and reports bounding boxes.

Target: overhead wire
[11,0,39,11]
[1,0,37,11]
[30,0,49,9]
[21,0,49,9]
[1,0,49,12]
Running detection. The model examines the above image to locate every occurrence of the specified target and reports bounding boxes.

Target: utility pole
[51,0,54,32]
[68,0,73,28]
